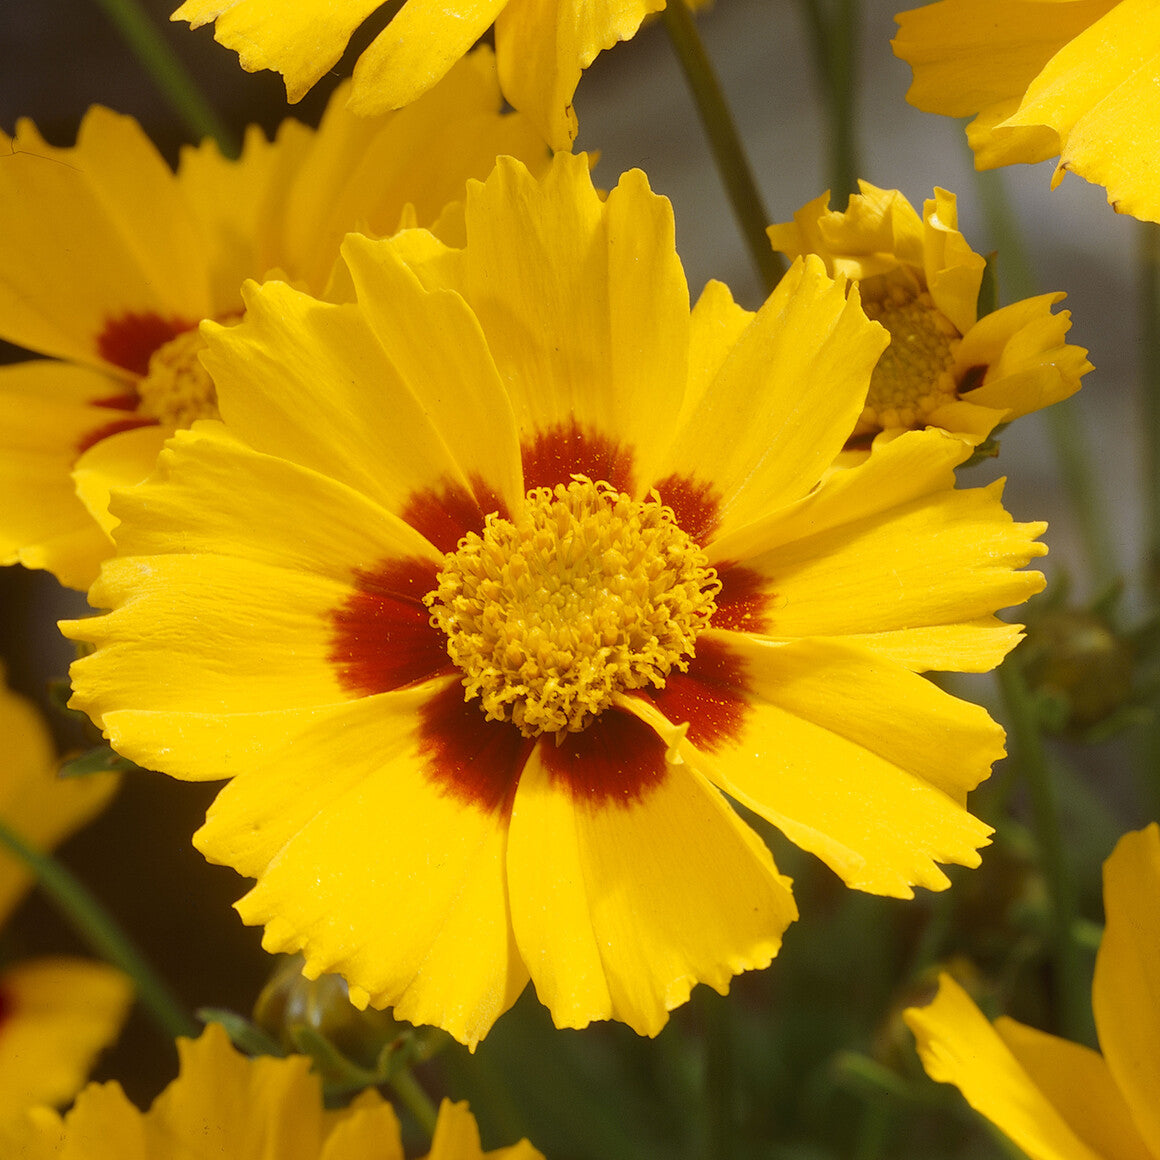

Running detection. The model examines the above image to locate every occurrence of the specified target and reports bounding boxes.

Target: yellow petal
[220,689,529,1048]
[654,256,887,539]
[457,154,690,491]
[425,1099,545,1160]
[0,681,119,925]
[201,281,516,542]
[349,0,506,115]
[171,0,385,103]
[996,1017,1154,1160]
[707,429,1045,671]
[320,1093,404,1160]
[0,360,129,589]
[1092,823,1160,1155]
[0,107,210,367]
[0,958,132,1120]
[923,186,986,335]
[494,0,664,149]
[73,425,168,540]
[507,726,795,1035]
[905,973,1107,1160]
[666,633,994,896]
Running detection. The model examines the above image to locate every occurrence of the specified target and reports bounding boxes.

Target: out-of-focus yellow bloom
[768,183,1090,455]
[67,153,1046,1048]
[0,49,548,590]
[2,1021,543,1158]
[907,822,1160,1160]
[0,676,129,1125]
[893,0,1160,223]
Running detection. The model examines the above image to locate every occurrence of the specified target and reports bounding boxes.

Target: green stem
[661,0,784,294]
[0,818,198,1043]
[975,168,1114,591]
[90,0,237,154]
[387,1065,440,1138]
[798,0,861,205]
[995,663,1094,1045]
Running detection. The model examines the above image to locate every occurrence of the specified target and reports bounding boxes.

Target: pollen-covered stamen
[855,272,961,435]
[425,476,721,738]
[134,327,219,427]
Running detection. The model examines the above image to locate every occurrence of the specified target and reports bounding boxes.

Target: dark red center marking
[401,473,509,555]
[712,563,775,633]
[537,708,669,804]
[96,311,192,377]
[650,471,722,544]
[0,983,12,1032]
[328,557,454,696]
[645,636,750,753]
[521,422,634,494]
[418,682,534,813]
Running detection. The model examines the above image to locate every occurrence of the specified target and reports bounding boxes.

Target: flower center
[425,476,720,738]
[855,273,961,436]
[135,327,219,427]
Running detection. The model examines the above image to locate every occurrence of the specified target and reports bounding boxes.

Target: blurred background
[0,1,1145,1156]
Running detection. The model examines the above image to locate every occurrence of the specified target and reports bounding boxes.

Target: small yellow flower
[0,49,549,591]
[0,676,129,1126]
[67,152,1046,1048]
[171,0,662,150]
[2,1021,542,1159]
[768,183,1090,454]
[893,0,1160,222]
[906,822,1160,1160]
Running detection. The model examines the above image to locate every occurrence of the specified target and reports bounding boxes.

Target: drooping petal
[220,690,529,1048]
[0,107,211,368]
[652,634,995,896]
[651,256,887,541]
[0,959,132,1122]
[455,154,690,491]
[1092,823,1160,1155]
[171,0,386,103]
[905,973,1109,1160]
[507,715,795,1035]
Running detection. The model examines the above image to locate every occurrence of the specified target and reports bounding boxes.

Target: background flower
[67,152,1046,1048]
[893,0,1160,223]
[906,823,1160,1160]
[0,48,548,590]
[768,182,1090,452]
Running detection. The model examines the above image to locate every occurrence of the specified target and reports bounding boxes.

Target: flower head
[906,822,1160,1160]
[0,49,548,590]
[0,676,130,1125]
[2,1021,541,1159]
[893,0,1160,222]
[171,0,661,150]
[768,183,1090,453]
[67,152,1048,1048]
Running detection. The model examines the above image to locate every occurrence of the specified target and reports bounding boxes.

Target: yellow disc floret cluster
[135,328,220,427]
[425,476,721,738]
[857,273,961,433]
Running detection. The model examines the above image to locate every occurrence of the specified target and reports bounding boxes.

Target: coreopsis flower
[0,48,548,591]
[0,677,129,1123]
[66,152,1047,1048]
[2,1021,541,1159]
[893,0,1160,222]
[906,822,1160,1160]
[767,183,1090,454]
[171,0,661,150]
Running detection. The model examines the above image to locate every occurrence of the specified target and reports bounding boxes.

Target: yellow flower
[0,677,130,1124]
[2,1021,542,1159]
[0,49,548,591]
[767,183,1091,453]
[893,0,1160,222]
[66,152,1047,1048]
[171,0,661,150]
[906,822,1160,1160]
